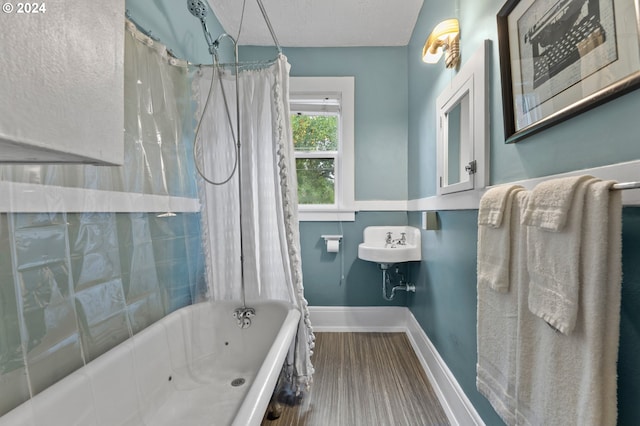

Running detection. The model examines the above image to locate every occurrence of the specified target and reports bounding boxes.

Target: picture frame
[497,0,640,143]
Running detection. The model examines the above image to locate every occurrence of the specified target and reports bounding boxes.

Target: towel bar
[612,182,640,190]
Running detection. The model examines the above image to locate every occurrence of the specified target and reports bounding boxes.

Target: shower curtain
[0,21,206,415]
[193,56,315,392]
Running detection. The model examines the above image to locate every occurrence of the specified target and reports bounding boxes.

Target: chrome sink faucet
[384,231,408,247]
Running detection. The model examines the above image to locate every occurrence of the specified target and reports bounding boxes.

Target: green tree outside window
[291,115,338,205]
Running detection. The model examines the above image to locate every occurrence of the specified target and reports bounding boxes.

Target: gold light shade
[422,19,460,68]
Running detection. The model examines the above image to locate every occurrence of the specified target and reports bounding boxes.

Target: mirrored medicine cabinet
[436,39,490,195]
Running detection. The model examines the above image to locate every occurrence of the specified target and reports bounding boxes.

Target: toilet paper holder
[321,234,343,253]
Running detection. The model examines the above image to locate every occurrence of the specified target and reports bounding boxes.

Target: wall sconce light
[422,19,460,69]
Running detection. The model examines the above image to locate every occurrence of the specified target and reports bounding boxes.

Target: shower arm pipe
[213,33,247,310]
[233,38,246,310]
[213,34,255,324]
[209,31,248,311]
[187,0,250,314]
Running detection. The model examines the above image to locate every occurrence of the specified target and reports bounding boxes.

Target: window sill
[298,209,355,222]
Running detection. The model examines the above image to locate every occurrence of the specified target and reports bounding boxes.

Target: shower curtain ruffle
[193,55,315,393]
[273,57,315,392]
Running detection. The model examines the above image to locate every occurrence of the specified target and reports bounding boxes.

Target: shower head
[186,0,216,54]
[187,0,208,20]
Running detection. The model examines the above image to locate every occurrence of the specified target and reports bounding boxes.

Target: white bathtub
[0,300,301,426]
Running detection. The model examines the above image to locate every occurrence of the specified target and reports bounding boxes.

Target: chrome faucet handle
[385,232,393,243]
[400,232,406,244]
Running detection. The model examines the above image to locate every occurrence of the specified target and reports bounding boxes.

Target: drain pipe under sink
[380,263,415,301]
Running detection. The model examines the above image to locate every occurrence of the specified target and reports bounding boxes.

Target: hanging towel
[513,180,622,426]
[525,176,597,334]
[479,184,525,227]
[477,185,524,292]
[521,175,594,231]
[477,191,529,425]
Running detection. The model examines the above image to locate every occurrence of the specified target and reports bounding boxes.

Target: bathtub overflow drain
[231,378,245,387]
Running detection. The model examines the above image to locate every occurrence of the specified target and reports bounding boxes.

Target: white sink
[358,226,422,265]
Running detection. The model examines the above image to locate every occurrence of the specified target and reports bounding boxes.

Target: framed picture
[497,0,640,143]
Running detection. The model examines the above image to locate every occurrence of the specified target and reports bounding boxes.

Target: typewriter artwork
[523,0,607,89]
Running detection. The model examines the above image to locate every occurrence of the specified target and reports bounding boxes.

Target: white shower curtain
[193,55,314,392]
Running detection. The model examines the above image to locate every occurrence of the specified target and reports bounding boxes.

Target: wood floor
[262,332,450,426]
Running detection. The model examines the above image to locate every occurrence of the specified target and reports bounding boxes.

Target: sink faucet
[399,232,406,245]
[385,232,393,246]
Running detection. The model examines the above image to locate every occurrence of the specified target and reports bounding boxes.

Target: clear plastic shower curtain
[0,21,206,416]
[193,56,315,392]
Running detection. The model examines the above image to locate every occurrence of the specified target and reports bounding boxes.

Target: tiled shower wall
[0,211,205,415]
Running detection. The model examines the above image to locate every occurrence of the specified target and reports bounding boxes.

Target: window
[292,112,338,205]
[289,77,355,221]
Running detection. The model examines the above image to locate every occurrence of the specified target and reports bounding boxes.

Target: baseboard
[308,306,485,426]
[308,306,409,332]
[404,310,485,426]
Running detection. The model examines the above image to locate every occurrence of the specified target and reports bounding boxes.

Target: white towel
[521,175,595,231]
[478,185,524,227]
[477,185,524,292]
[476,191,528,425]
[513,180,622,426]
[525,176,597,335]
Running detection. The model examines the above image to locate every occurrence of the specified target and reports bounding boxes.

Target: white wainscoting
[407,159,640,211]
[309,306,485,426]
[346,160,640,213]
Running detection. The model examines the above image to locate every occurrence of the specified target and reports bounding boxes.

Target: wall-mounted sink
[358,226,422,266]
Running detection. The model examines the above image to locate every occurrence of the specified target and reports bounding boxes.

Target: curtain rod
[612,182,640,190]
[125,10,159,41]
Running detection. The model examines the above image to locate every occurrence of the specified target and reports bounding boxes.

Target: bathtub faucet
[233,306,256,329]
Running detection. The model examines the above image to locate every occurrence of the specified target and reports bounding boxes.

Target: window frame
[289,77,355,222]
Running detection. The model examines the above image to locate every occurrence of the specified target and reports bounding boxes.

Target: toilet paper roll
[326,239,340,253]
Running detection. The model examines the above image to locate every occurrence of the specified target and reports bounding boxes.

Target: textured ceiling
[209,0,424,47]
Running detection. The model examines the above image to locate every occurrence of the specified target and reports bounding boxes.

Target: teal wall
[287,46,409,201]
[407,1,640,425]
[126,0,225,64]
[407,210,504,425]
[240,45,409,201]
[300,212,409,307]
[407,0,640,198]
[618,208,640,425]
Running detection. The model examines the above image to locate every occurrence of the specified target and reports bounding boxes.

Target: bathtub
[0,299,301,426]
